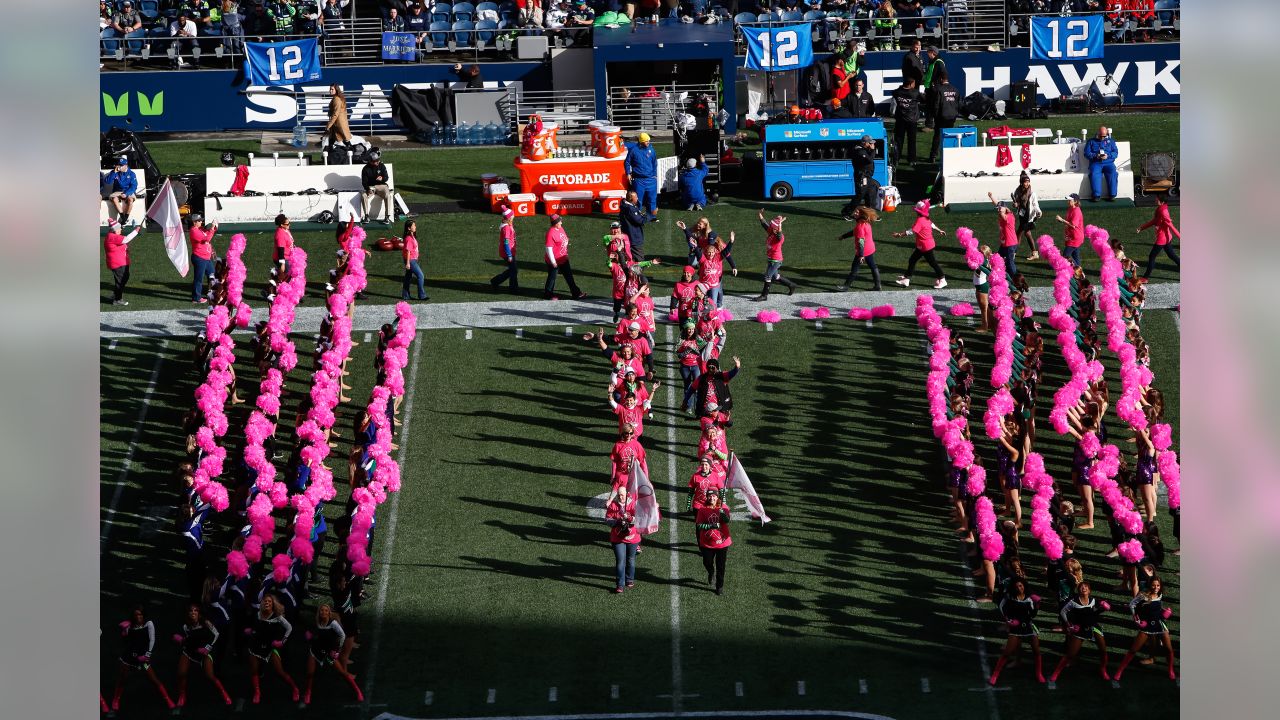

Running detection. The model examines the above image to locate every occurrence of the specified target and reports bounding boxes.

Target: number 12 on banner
[264,44,305,81]
[1029,15,1104,61]
[743,24,813,71]
[759,30,799,68]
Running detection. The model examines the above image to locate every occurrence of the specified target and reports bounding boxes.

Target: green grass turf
[100,306,1179,719]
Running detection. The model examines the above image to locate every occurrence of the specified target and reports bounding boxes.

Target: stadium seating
[432,3,453,24]
[921,6,945,32]
[497,1,517,24]
[756,12,781,23]
[137,0,160,21]
[453,2,476,23]
[476,19,499,47]
[734,12,756,25]
[452,19,475,48]
[780,10,804,22]
[430,20,452,48]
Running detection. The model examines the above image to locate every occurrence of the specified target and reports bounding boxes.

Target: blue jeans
[612,542,637,588]
[764,259,783,282]
[999,245,1018,279]
[680,364,701,411]
[633,177,658,216]
[1089,161,1118,200]
[707,284,723,308]
[403,260,426,299]
[192,256,216,301]
[1063,245,1082,267]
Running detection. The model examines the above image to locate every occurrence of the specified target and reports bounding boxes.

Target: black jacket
[901,50,925,86]
[618,200,646,249]
[935,82,962,121]
[851,145,876,179]
[361,162,389,189]
[892,87,923,123]
[848,91,877,118]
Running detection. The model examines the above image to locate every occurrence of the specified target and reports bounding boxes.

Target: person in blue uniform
[1114,578,1177,681]
[302,603,364,705]
[110,606,177,711]
[679,155,710,211]
[988,579,1046,685]
[624,131,660,222]
[1084,125,1119,202]
[1050,582,1113,681]
[174,603,233,706]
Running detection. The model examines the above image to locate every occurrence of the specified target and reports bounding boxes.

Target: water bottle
[488,122,502,145]
[432,124,443,146]
[445,124,457,145]
[460,122,473,146]
[291,123,307,148]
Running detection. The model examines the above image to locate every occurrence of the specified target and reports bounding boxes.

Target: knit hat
[683,265,696,275]
[501,206,515,218]
[638,132,651,143]
[915,199,931,216]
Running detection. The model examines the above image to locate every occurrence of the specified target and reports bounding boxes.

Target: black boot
[776,275,797,295]
[752,282,771,301]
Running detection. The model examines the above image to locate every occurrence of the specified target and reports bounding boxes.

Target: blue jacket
[618,199,646,247]
[101,169,138,196]
[1084,136,1118,165]
[623,142,658,178]
[678,161,709,206]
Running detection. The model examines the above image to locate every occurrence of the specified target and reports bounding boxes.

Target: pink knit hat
[914,199,931,216]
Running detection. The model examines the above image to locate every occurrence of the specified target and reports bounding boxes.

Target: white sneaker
[894,277,910,287]
[934,278,948,289]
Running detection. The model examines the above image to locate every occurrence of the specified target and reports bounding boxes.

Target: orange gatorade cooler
[588,120,608,155]
[599,189,626,214]
[507,193,538,217]
[544,122,559,153]
[488,183,511,212]
[599,126,624,159]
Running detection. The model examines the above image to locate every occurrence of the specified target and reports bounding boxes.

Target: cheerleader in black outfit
[110,606,176,711]
[988,579,1046,684]
[1049,582,1112,681]
[245,594,301,703]
[303,603,365,705]
[173,603,232,706]
[1114,578,1177,681]
[331,560,364,667]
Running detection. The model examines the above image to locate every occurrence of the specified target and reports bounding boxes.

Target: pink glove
[1029,594,1041,603]
[137,654,150,664]
[1099,600,1111,611]
[328,650,339,660]
[1009,619,1021,627]
[1161,608,1173,619]
[305,631,313,641]
[197,647,210,656]
[118,620,131,630]
[271,640,284,648]
[1139,620,1148,628]
[172,633,184,644]
[1069,624,1081,634]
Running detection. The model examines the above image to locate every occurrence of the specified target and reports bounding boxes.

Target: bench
[99,168,148,227]
[942,141,1134,207]
[202,164,404,224]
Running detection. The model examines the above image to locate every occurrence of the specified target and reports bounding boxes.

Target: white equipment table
[202,164,404,224]
[942,141,1133,207]
[99,169,148,227]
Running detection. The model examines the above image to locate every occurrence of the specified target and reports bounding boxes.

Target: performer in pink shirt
[1136,194,1180,281]
[893,200,948,289]
[695,490,732,595]
[543,214,585,300]
[606,485,642,593]
[753,209,797,300]
[1054,193,1086,267]
[188,214,219,303]
[608,390,652,437]
[609,424,647,490]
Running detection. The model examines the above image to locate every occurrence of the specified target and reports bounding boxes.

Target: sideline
[100,340,169,547]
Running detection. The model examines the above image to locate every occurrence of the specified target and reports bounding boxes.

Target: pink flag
[146,178,189,277]
[727,453,771,524]
[627,459,661,535]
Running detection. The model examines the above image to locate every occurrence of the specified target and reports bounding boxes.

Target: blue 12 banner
[742,24,814,71]
[245,38,323,87]
[1029,15,1105,61]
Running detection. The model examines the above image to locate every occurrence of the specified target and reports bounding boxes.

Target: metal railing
[98,29,321,65]
[1008,10,1179,47]
[607,84,721,134]
[498,88,598,139]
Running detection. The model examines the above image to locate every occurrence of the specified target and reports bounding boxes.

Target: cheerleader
[330,561,364,667]
[988,579,1046,684]
[996,417,1028,528]
[1133,423,1159,522]
[1114,579,1177,681]
[973,245,994,332]
[110,607,176,711]
[1067,414,1099,529]
[834,206,882,291]
[1050,582,1112,681]
[173,604,232,706]
[245,594,300,703]
[303,604,364,704]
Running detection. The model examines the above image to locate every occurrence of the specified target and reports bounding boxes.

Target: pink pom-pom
[667,311,679,323]
[1116,538,1145,563]
[848,307,871,321]
[870,304,895,318]
[271,553,292,583]
[717,309,735,322]
[1150,423,1173,452]
[949,303,975,317]
[799,307,817,320]
[227,550,250,578]
[815,307,830,319]
[755,311,773,323]
[352,558,372,576]
[966,465,986,496]
[243,534,264,563]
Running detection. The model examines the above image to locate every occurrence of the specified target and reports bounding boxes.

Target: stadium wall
[99,43,1176,134]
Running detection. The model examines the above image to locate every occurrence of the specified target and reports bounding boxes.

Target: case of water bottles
[430,121,510,146]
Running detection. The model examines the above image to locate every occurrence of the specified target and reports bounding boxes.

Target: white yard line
[362,335,426,708]
[663,323,684,715]
[100,340,167,547]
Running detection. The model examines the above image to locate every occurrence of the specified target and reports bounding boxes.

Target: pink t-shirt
[634,295,655,330]
[615,402,646,437]
[998,212,1018,248]
[856,222,876,256]
[104,231,129,269]
[545,226,569,264]
[694,505,732,549]
[765,231,785,261]
[610,262,628,299]
[402,234,419,261]
[498,223,516,259]
[1140,205,1180,246]
[273,228,293,261]
[190,225,216,260]
[699,253,723,287]
[911,216,936,251]
[606,497,642,544]
[689,469,727,511]
[611,438,646,479]
[1063,206,1084,247]
[673,280,697,314]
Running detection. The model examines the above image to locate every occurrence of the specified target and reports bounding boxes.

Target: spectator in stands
[269,0,298,35]
[892,0,923,35]
[184,0,215,36]
[922,45,945,129]
[320,0,348,52]
[101,156,140,224]
[871,3,899,50]
[901,36,924,88]
[518,0,546,27]
[847,77,877,118]
[1084,125,1119,202]
[294,1,321,35]
[927,69,961,162]
[451,64,484,88]
[107,1,147,57]
[1130,0,1156,42]
[679,156,710,212]
[891,76,923,164]
[1104,2,1128,42]
[406,3,428,57]
[569,0,597,29]
[361,152,395,224]
[219,1,245,55]
[170,11,201,68]
[384,6,405,31]
[545,1,571,32]
[244,2,277,41]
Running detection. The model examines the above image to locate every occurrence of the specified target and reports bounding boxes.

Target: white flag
[627,459,661,536]
[146,178,189,277]
[727,453,771,524]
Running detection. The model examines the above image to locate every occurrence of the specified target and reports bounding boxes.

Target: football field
[100,297,1180,720]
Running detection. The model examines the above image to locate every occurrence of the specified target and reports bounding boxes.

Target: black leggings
[1143,243,1179,278]
[904,249,944,280]
[700,546,727,590]
[844,252,881,288]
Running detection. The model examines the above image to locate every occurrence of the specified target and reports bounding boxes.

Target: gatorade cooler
[544,122,559,152]
[482,173,502,194]
[587,120,608,155]
[507,193,538,217]
[552,190,593,215]
[879,185,900,212]
[599,189,626,214]
[488,183,510,212]
[599,126,624,158]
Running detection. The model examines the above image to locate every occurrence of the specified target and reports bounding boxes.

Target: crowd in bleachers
[1007,1,1180,45]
